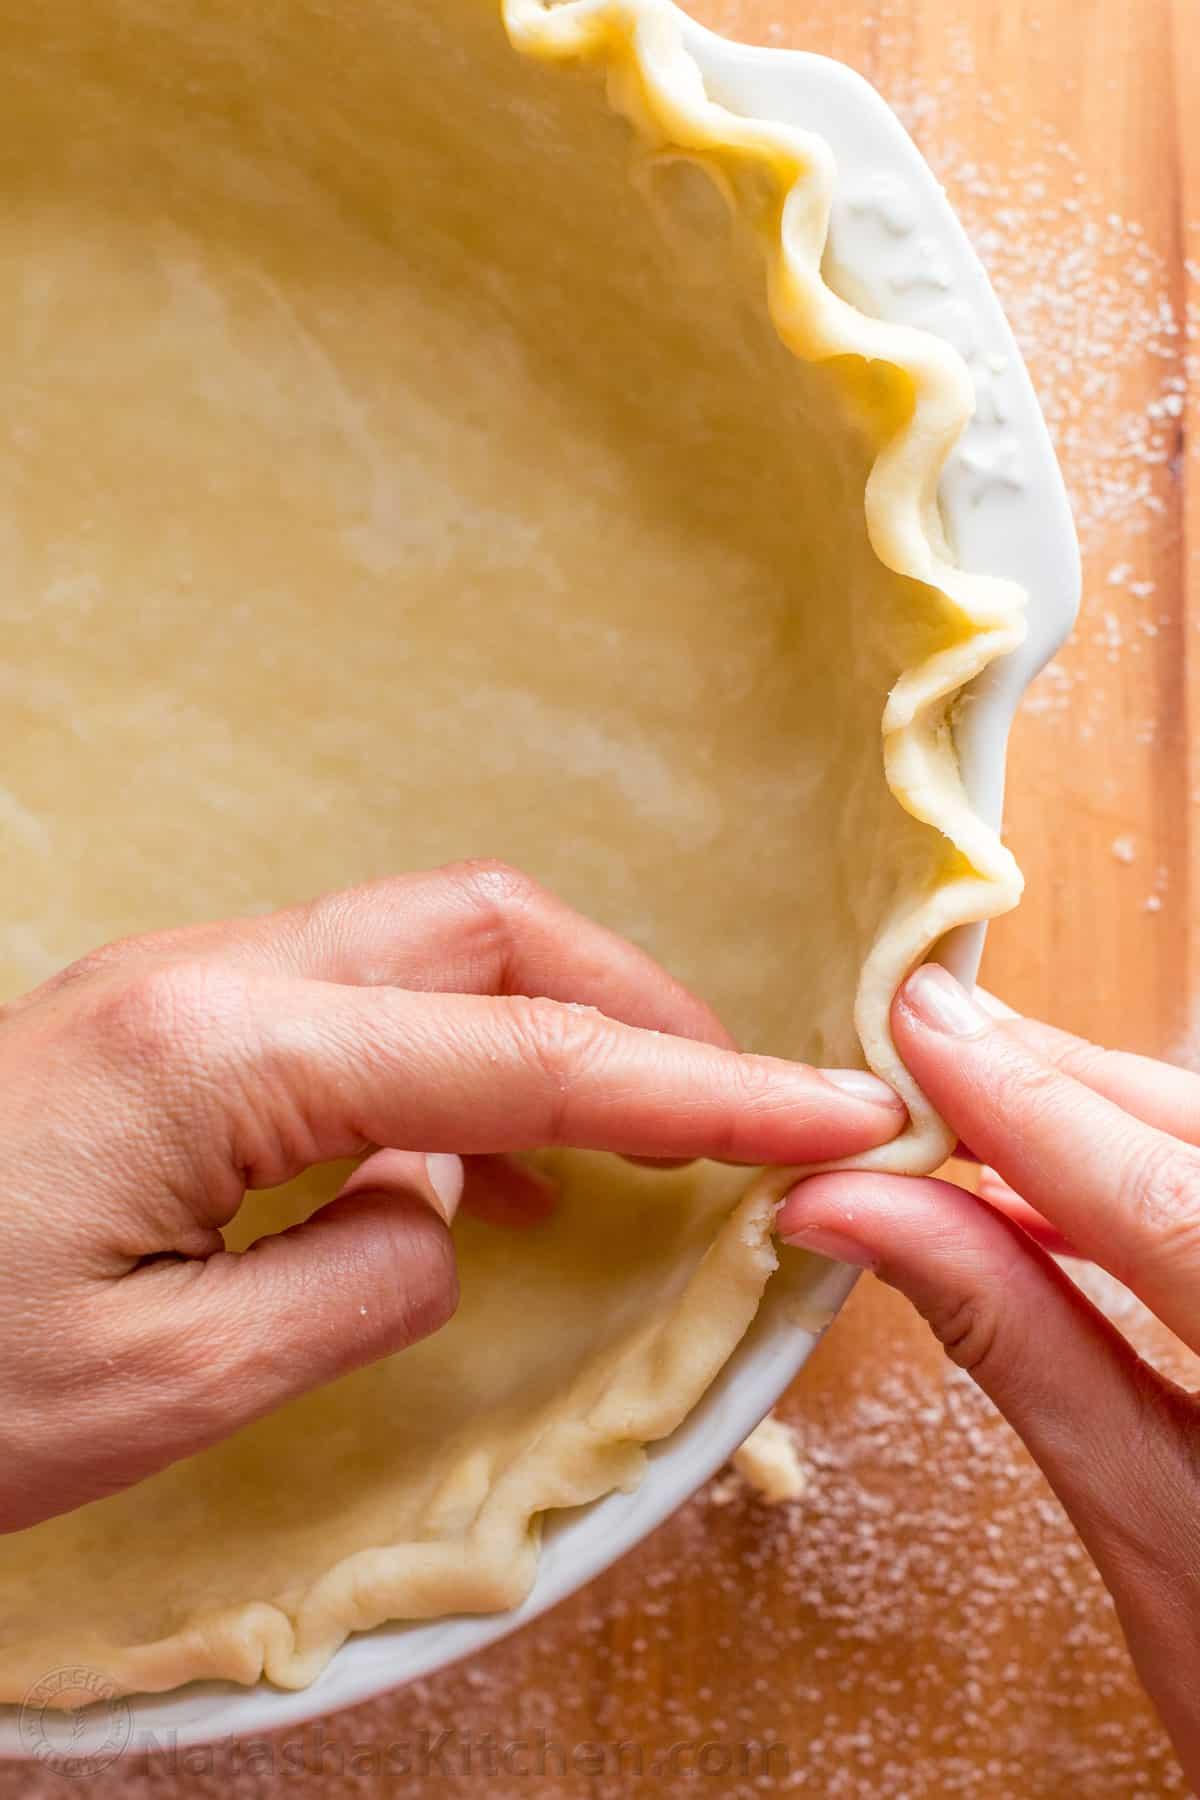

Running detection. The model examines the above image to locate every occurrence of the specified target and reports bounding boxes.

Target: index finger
[978,991,1200,1148]
[210,977,907,1190]
[893,965,1200,1351]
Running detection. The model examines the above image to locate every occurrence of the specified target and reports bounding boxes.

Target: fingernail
[901,964,990,1038]
[424,1153,464,1226]
[779,1224,878,1269]
[823,1068,906,1109]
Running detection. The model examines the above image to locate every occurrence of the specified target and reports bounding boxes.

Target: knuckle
[1120,1138,1200,1283]
[438,860,564,1000]
[706,1055,799,1162]
[1051,1037,1111,1086]
[89,961,250,1067]
[506,994,611,1133]
[448,857,541,920]
[730,1052,790,1112]
[924,1290,1002,1379]
[445,859,545,982]
[40,924,216,1001]
[989,1052,1066,1138]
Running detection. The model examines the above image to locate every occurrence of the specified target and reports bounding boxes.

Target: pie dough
[0,0,1025,1700]
[731,1415,809,1504]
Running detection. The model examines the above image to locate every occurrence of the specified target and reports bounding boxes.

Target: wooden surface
[3,2,1199,1795]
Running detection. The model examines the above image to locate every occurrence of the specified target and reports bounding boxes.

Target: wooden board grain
[2,3,1196,1796]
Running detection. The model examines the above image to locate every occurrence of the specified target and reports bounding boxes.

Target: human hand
[1,859,904,1535]
[777,965,1200,1784]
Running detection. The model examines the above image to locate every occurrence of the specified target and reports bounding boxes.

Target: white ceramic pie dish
[0,4,1079,1759]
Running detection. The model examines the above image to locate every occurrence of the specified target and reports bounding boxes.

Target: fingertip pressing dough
[0,0,1024,1700]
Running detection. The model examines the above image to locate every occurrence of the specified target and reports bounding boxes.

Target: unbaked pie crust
[0,0,1024,1700]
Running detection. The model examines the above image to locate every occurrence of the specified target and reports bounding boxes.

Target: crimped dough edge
[503,0,1025,1176]
[3,0,1028,1704]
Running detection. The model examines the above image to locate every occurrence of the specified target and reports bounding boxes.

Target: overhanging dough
[0,0,1025,1700]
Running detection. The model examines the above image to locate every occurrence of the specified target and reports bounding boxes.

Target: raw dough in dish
[0,0,1025,1700]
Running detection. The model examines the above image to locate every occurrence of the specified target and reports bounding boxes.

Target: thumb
[129,1151,462,1453]
[776,1172,1200,1764]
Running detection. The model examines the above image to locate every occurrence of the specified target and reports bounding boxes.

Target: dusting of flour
[0,12,1194,1800]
